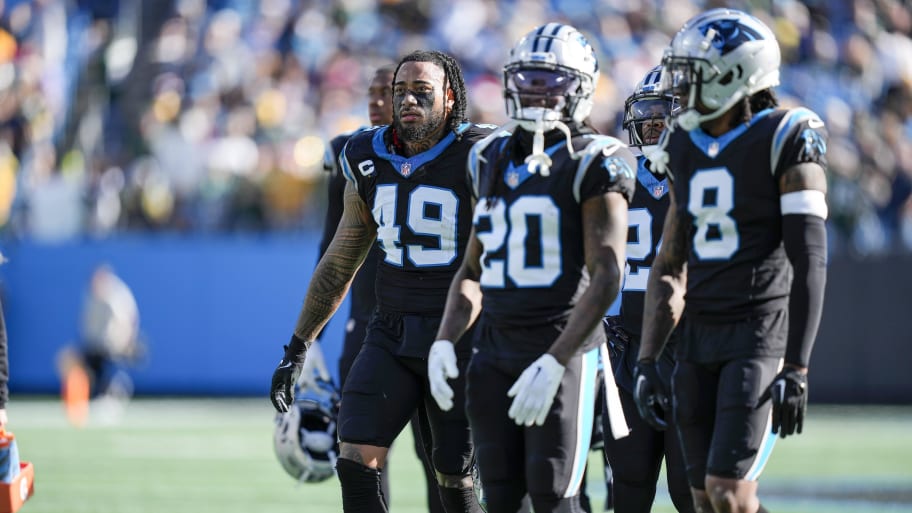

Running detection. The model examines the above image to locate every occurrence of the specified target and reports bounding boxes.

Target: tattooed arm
[638,188,689,363]
[293,180,377,342]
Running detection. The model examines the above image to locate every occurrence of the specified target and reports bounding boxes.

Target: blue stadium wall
[1,235,910,403]
[0,235,351,397]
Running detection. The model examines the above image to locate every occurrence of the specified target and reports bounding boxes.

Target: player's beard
[395,109,446,144]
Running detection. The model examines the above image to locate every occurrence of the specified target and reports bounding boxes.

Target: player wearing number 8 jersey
[634,9,829,513]
[269,50,493,513]
[428,24,635,512]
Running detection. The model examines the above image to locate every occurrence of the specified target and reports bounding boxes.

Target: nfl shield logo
[507,171,519,188]
[653,184,664,197]
[708,141,720,158]
[401,162,411,176]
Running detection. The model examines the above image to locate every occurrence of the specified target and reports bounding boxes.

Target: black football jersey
[470,131,636,355]
[667,107,828,320]
[620,155,671,337]
[320,128,379,321]
[339,122,496,315]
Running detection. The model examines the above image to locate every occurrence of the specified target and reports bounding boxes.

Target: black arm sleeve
[782,214,828,367]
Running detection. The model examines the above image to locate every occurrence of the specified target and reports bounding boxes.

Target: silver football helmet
[504,23,600,131]
[623,65,678,153]
[501,23,600,175]
[273,375,340,483]
[660,8,780,131]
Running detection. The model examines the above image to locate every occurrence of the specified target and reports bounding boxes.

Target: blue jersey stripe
[564,347,598,497]
[745,416,777,481]
[770,107,820,176]
[370,125,461,178]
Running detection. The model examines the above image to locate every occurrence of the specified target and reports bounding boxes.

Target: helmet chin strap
[522,113,578,177]
[643,120,674,181]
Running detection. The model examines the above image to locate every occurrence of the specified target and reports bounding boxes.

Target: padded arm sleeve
[782,214,827,367]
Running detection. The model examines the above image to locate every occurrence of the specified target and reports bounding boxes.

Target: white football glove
[297,340,331,388]
[507,354,565,426]
[428,340,459,411]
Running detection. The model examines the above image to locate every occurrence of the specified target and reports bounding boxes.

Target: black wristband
[284,334,309,362]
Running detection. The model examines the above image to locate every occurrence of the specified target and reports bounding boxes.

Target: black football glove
[270,336,309,413]
[633,360,670,431]
[604,316,631,363]
[761,367,808,439]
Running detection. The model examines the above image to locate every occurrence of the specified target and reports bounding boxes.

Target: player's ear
[445,88,455,113]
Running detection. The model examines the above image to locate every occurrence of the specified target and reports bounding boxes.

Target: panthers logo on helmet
[698,18,765,55]
[273,376,341,483]
[662,8,780,131]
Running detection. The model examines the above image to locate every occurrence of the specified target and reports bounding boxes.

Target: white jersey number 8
[688,168,739,260]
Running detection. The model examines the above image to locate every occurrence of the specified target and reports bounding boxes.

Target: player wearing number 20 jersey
[429,24,635,512]
[469,132,635,357]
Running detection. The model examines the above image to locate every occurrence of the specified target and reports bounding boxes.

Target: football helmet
[504,23,599,130]
[660,8,780,131]
[623,66,678,151]
[273,374,340,483]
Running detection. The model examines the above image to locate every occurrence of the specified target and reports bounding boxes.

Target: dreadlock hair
[393,50,469,139]
[735,88,779,127]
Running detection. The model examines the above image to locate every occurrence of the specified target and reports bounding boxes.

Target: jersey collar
[504,141,567,190]
[688,108,774,158]
[371,123,471,178]
[636,156,669,200]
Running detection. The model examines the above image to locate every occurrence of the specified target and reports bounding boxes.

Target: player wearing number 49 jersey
[429,24,635,513]
[270,50,493,513]
[635,9,829,513]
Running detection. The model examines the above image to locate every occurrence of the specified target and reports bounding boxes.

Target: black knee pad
[336,458,388,513]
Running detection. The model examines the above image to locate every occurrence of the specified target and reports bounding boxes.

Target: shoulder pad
[573,135,626,203]
[770,107,825,176]
[469,125,513,198]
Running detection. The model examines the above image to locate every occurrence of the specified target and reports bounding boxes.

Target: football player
[601,67,694,513]
[634,9,828,513]
[271,50,494,513]
[301,66,443,513]
[428,24,635,513]
[312,64,444,513]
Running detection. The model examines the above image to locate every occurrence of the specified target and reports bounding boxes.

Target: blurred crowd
[0,0,910,257]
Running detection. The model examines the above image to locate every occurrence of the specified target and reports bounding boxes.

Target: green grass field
[8,398,912,513]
